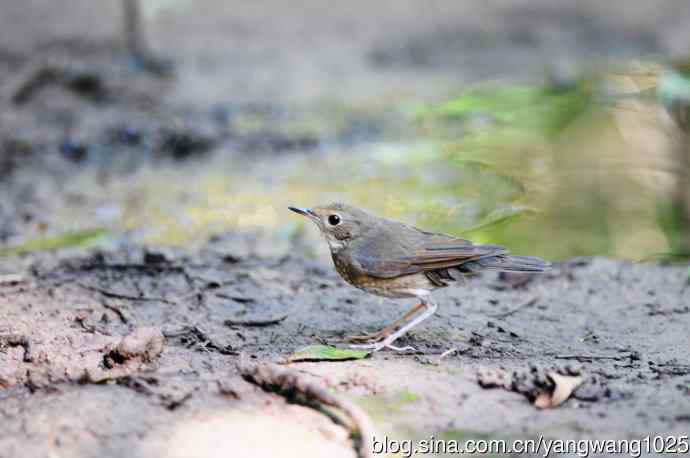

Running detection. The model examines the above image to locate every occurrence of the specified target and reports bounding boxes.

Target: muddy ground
[1,1,690,457]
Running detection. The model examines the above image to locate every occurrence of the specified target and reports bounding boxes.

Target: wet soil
[2,1,690,457]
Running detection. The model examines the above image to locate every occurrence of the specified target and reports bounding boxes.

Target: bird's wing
[352,226,506,279]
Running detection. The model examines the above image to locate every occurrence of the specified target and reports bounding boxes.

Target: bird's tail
[462,255,551,273]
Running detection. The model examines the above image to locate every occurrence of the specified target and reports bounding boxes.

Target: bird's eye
[327,214,341,226]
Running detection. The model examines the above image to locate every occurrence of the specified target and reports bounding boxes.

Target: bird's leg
[348,295,438,352]
[341,302,425,343]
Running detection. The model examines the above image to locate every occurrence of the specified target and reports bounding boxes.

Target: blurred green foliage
[9,65,685,263]
[0,228,108,257]
[414,81,597,256]
[414,68,688,260]
[426,83,593,138]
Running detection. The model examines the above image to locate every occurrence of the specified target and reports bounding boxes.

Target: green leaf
[287,345,370,363]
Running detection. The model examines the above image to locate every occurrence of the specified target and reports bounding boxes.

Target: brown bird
[289,203,550,351]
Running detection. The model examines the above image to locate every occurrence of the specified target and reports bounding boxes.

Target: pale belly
[354,276,436,298]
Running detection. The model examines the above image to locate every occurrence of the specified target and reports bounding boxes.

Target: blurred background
[1,0,690,262]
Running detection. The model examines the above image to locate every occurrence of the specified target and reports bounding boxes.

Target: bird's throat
[327,239,346,252]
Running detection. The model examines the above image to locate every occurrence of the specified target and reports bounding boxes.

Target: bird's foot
[340,299,437,352]
[341,302,426,345]
[347,337,416,353]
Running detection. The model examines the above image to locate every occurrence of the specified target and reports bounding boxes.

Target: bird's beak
[288,206,318,222]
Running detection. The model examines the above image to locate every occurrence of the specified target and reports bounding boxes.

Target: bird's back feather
[348,216,546,279]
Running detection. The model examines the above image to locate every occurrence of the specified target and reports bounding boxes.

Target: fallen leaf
[534,372,583,409]
[224,314,287,327]
[533,392,552,409]
[287,345,370,363]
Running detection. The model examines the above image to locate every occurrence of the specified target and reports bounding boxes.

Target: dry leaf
[534,372,583,409]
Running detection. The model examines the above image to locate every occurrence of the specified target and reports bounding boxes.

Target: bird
[289,203,550,352]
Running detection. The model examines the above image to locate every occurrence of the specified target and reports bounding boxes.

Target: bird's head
[288,203,371,251]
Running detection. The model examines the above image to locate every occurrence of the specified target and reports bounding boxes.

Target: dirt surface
[2,1,690,457]
[2,246,690,457]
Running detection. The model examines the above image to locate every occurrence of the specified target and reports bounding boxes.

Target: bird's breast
[331,252,358,283]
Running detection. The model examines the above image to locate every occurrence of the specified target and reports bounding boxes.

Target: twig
[10,65,61,105]
[0,334,33,362]
[61,262,192,275]
[649,362,690,376]
[554,354,623,362]
[419,347,461,366]
[488,296,538,319]
[163,326,201,339]
[238,359,375,458]
[115,375,158,396]
[74,313,97,333]
[103,302,131,324]
[163,325,237,355]
[164,391,195,411]
[77,282,174,304]
[224,315,287,327]
[214,292,255,303]
[439,347,458,360]
[191,274,234,287]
